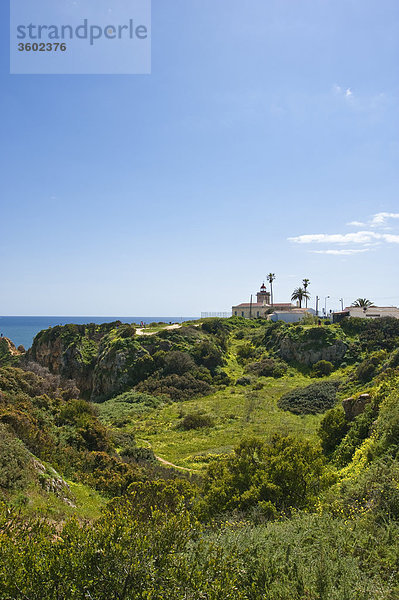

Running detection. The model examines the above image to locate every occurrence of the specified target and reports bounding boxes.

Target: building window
[241,312,244,317]
[234,311,237,316]
[257,311,259,317]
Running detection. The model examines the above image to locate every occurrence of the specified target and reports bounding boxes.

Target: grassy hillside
[1,315,399,598]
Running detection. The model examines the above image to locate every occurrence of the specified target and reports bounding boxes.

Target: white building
[270,308,317,323]
[232,283,297,319]
[333,306,399,321]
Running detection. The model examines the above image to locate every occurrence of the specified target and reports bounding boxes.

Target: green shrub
[0,424,31,490]
[163,351,195,375]
[246,357,287,378]
[355,351,386,383]
[201,318,228,335]
[333,400,379,465]
[201,435,326,517]
[318,406,349,455]
[236,342,257,361]
[341,316,399,350]
[57,399,96,425]
[180,411,214,430]
[310,360,334,378]
[278,380,340,415]
[236,376,252,386]
[192,340,225,373]
[137,373,212,401]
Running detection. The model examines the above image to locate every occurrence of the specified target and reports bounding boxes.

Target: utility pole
[249,294,253,319]
[315,296,319,316]
[325,296,330,316]
[340,298,344,311]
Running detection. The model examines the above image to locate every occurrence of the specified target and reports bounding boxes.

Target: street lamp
[324,296,330,316]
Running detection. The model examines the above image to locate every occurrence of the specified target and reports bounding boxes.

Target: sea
[0,316,199,350]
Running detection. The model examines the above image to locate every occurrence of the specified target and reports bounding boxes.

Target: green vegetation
[278,380,340,415]
[1,315,399,597]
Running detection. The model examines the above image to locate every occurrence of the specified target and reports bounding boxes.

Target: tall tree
[291,287,310,308]
[302,278,310,308]
[267,273,276,306]
[351,298,374,308]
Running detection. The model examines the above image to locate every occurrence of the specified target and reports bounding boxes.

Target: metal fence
[200,312,232,319]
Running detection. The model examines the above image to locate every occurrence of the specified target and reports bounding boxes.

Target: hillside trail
[135,320,201,472]
[154,454,198,472]
[135,323,182,336]
[138,438,199,473]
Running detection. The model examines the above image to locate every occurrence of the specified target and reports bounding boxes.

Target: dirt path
[154,454,198,472]
[135,323,182,336]
[138,438,199,473]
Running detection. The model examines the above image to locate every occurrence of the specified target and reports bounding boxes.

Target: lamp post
[324,296,330,316]
[315,296,319,316]
[340,298,344,311]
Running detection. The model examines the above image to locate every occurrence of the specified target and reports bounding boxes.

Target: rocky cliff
[27,322,154,402]
[275,326,348,366]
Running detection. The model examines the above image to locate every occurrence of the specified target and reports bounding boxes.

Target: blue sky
[1,0,398,315]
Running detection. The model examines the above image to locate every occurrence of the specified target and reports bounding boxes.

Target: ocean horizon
[0,316,199,350]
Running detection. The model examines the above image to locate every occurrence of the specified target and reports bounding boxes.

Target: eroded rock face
[0,337,24,365]
[342,393,371,420]
[279,338,348,366]
[33,459,76,506]
[27,322,153,402]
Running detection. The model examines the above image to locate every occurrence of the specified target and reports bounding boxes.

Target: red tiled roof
[232,302,294,308]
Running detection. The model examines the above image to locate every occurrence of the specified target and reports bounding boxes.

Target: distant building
[271,308,316,323]
[232,283,296,319]
[333,306,399,323]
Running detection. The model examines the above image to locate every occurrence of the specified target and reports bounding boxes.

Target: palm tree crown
[291,287,310,309]
[351,298,374,308]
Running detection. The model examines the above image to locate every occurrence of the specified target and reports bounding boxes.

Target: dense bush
[192,340,225,373]
[318,406,349,455]
[201,318,228,336]
[333,400,380,465]
[355,351,386,383]
[0,424,31,491]
[200,435,326,517]
[137,373,212,401]
[236,341,257,361]
[310,360,334,378]
[246,357,287,378]
[278,380,340,415]
[341,316,399,350]
[163,351,195,375]
[235,376,252,386]
[180,411,214,430]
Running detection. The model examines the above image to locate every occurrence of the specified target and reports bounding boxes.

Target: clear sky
[1,0,398,316]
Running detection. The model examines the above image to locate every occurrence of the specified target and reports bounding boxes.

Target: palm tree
[351,298,374,309]
[291,287,310,308]
[302,278,310,308]
[267,273,276,306]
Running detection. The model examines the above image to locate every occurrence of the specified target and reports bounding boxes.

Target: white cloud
[333,84,354,101]
[288,231,385,245]
[289,212,399,257]
[370,212,399,227]
[347,212,399,229]
[347,220,366,227]
[311,249,370,256]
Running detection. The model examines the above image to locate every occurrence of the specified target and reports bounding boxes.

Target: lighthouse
[256,283,271,305]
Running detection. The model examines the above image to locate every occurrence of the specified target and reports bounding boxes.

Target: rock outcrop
[342,393,371,420]
[27,322,154,402]
[279,337,348,366]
